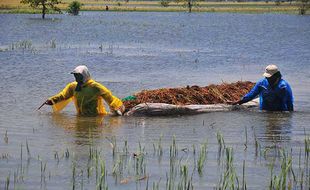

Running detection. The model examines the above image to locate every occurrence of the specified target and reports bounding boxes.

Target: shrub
[160,0,170,7]
[68,1,81,16]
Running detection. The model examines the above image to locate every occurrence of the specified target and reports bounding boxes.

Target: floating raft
[123,81,257,116]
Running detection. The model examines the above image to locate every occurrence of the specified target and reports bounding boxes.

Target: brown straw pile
[123,81,254,111]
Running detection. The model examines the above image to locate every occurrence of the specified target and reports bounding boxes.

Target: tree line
[21,0,310,19]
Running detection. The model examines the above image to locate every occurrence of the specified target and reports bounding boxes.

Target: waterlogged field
[0,12,310,189]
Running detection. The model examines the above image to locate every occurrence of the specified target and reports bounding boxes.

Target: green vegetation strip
[0,0,303,14]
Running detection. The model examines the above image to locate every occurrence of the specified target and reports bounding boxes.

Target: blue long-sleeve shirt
[241,78,294,111]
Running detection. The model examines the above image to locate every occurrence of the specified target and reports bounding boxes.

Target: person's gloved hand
[226,100,242,105]
[45,99,53,105]
[111,105,125,116]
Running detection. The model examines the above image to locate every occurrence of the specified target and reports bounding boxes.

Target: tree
[298,0,310,15]
[20,0,61,19]
[67,1,81,16]
[175,0,201,13]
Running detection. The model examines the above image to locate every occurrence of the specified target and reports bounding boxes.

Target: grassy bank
[0,0,302,14]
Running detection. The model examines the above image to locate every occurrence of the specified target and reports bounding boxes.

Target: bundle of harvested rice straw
[123,81,255,111]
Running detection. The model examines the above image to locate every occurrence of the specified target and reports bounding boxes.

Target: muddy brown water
[0,12,310,189]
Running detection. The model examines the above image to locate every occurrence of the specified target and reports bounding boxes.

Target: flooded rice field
[0,12,310,189]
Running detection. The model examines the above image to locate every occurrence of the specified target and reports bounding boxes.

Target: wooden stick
[37,101,46,110]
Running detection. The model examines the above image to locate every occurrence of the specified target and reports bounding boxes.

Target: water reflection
[50,114,123,145]
[263,112,293,143]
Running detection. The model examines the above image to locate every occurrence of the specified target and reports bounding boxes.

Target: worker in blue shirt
[233,65,294,111]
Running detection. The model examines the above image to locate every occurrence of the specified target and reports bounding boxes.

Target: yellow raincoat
[49,79,123,116]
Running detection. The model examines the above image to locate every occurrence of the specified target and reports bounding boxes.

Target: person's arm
[233,81,262,105]
[48,83,75,105]
[97,83,124,115]
[285,84,294,111]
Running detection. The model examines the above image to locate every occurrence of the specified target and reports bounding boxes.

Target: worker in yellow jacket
[44,65,125,116]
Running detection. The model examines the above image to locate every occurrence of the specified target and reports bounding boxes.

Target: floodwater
[0,12,310,189]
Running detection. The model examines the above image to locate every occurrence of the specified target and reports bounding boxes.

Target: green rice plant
[106,136,117,158]
[87,164,93,179]
[134,151,146,177]
[217,131,225,151]
[304,135,309,161]
[89,145,93,160]
[242,160,247,190]
[123,140,128,155]
[41,161,47,183]
[152,178,161,190]
[5,172,10,190]
[177,164,194,190]
[26,139,31,158]
[10,40,33,51]
[112,155,122,176]
[253,131,261,158]
[197,141,208,176]
[54,151,59,162]
[72,162,76,190]
[269,150,293,190]
[50,39,56,48]
[158,134,163,156]
[218,147,240,190]
[4,130,8,144]
[20,143,23,170]
[65,148,70,158]
[244,126,248,150]
[170,135,178,158]
[97,158,108,190]
[80,170,84,190]
[269,158,275,190]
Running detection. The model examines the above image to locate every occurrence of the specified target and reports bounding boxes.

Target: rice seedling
[217,131,225,151]
[106,136,117,158]
[50,39,56,48]
[97,158,108,190]
[152,178,161,190]
[242,160,247,190]
[112,155,122,176]
[26,139,31,158]
[65,148,70,158]
[158,134,163,157]
[253,130,261,158]
[134,143,146,177]
[244,126,248,150]
[1,153,9,160]
[72,162,76,190]
[197,141,207,176]
[123,140,129,155]
[269,150,293,190]
[170,135,178,158]
[4,130,8,144]
[80,170,84,190]
[53,151,59,163]
[304,135,309,161]
[177,164,193,190]
[5,172,10,190]
[40,161,47,183]
[20,143,23,170]
[218,147,240,190]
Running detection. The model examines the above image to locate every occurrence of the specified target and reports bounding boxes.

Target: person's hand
[226,100,241,105]
[232,101,240,105]
[45,100,53,105]
[112,105,125,116]
[37,99,53,110]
